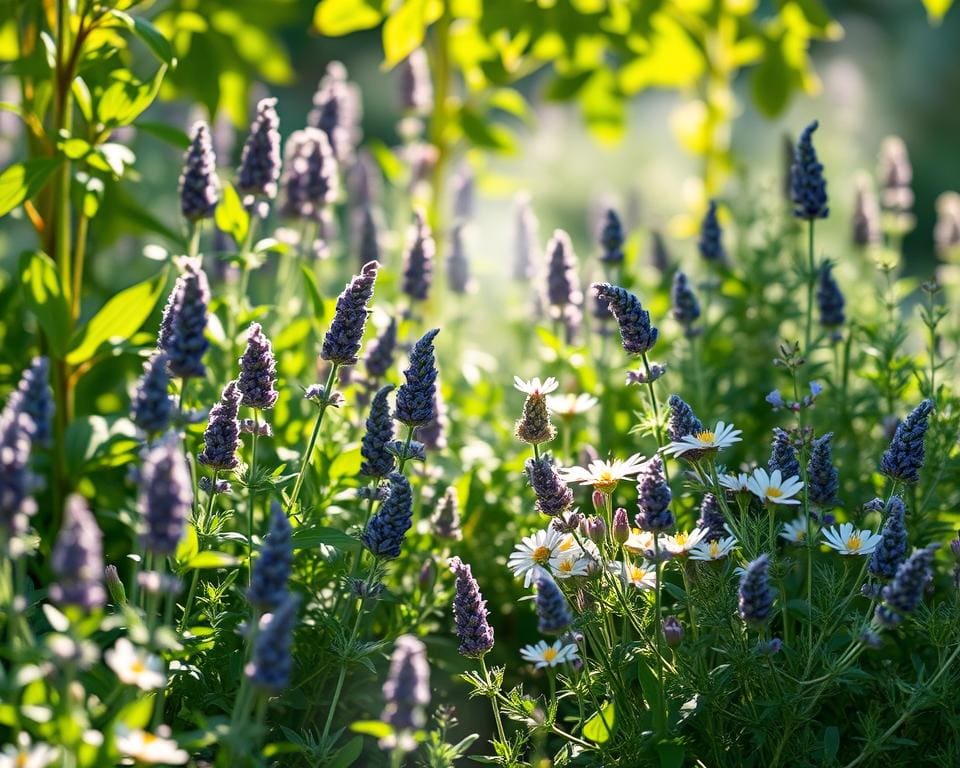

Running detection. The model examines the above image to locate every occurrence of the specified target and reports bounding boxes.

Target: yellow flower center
[696,430,715,443]
[142,733,158,745]
[795,530,806,541]
[847,535,862,552]
[630,566,645,581]
[532,546,552,565]
[765,486,783,499]
[674,533,688,547]
[543,647,558,662]
[131,659,146,674]
[709,541,721,558]
[557,558,574,573]
[17,755,28,768]
[558,536,576,552]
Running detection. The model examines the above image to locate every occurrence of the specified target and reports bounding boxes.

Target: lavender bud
[164,260,210,380]
[0,404,39,535]
[10,356,53,446]
[934,192,960,256]
[247,594,299,692]
[592,283,658,356]
[131,353,173,435]
[396,48,432,116]
[321,261,379,366]
[380,635,430,750]
[354,205,381,271]
[670,271,700,335]
[199,476,232,495]
[395,329,440,427]
[139,436,192,556]
[364,317,398,381]
[878,136,913,218]
[591,490,605,514]
[636,457,674,532]
[817,262,845,330]
[662,616,683,648]
[875,544,939,628]
[433,487,462,541]
[852,175,881,247]
[791,120,829,220]
[418,386,447,451]
[649,229,670,273]
[696,493,726,541]
[197,381,242,471]
[361,385,396,479]
[179,122,220,220]
[524,456,574,517]
[868,497,909,580]
[280,128,338,220]
[50,495,106,610]
[449,556,495,658]
[807,432,839,508]
[768,428,800,481]
[545,230,582,311]
[738,554,775,625]
[248,503,293,612]
[535,576,572,635]
[237,97,281,199]
[757,637,783,655]
[667,394,703,441]
[307,61,362,164]
[401,210,435,302]
[626,363,667,386]
[880,399,934,484]
[612,507,630,544]
[239,419,272,437]
[386,439,426,464]
[418,559,436,591]
[698,200,726,263]
[362,473,414,559]
[585,516,606,545]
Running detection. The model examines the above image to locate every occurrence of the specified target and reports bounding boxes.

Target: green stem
[288,364,340,513]
[652,533,666,736]
[804,219,815,355]
[247,409,260,587]
[480,656,508,746]
[641,352,669,485]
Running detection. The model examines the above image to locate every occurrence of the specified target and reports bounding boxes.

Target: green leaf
[0,158,62,218]
[349,720,393,739]
[314,0,384,36]
[116,695,155,729]
[19,250,71,356]
[300,265,325,321]
[135,121,191,148]
[582,701,615,743]
[751,38,792,118]
[367,139,405,184]
[187,551,238,569]
[175,524,200,566]
[459,108,517,153]
[922,0,954,22]
[66,268,167,365]
[215,182,250,246]
[823,725,840,762]
[96,65,167,128]
[656,742,685,768]
[382,0,439,68]
[327,736,364,768]
[292,526,356,551]
[132,16,176,64]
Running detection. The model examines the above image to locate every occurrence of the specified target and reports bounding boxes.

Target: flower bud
[612,507,630,544]
[585,516,606,545]
[104,565,126,606]
[592,490,606,514]
[662,616,683,648]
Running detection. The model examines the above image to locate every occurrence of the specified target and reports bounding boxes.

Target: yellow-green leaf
[215,181,249,245]
[18,250,71,357]
[187,551,238,569]
[314,0,384,36]
[382,0,440,68]
[922,0,954,23]
[582,701,615,743]
[0,159,62,218]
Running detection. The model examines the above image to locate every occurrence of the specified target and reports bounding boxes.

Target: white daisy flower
[719,472,751,493]
[745,468,803,505]
[0,734,58,768]
[115,726,188,765]
[661,421,742,458]
[547,393,598,418]
[104,638,166,691]
[608,560,657,589]
[663,527,710,556]
[514,376,559,396]
[559,453,646,493]
[519,639,579,669]
[508,527,564,587]
[623,528,655,555]
[822,523,883,556]
[550,552,591,579]
[689,535,738,561]
[781,517,818,544]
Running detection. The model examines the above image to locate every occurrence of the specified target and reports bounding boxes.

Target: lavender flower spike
[198,381,242,471]
[817,262,845,329]
[875,544,939,628]
[395,329,440,427]
[364,317,398,381]
[433,487,462,541]
[593,283,658,356]
[237,97,281,200]
[248,503,293,612]
[0,405,36,535]
[667,394,703,442]
[636,456,674,532]
[868,496,909,580]
[362,472,414,559]
[880,399,934,484]
[768,428,800,481]
[238,323,279,410]
[401,209,435,302]
[247,594,300,692]
[698,200,726,264]
[10,356,53,445]
[545,229,581,311]
[50,495,106,610]
[697,493,726,542]
[807,432,839,508]
[165,260,210,380]
[791,120,829,221]
[360,385,396,479]
[131,353,173,435]
[524,455,574,517]
[738,554,775,625]
[670,271,701,335]
[179,122,220,221]
[449,556,495,658]
[321,261,379,366]
[139,436,192,556]
[380,635,431,751]
[536,575,573,635]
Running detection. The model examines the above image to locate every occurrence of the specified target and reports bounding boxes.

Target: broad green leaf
[175,524,200,565]
[922,0,954,22]
[18,250,71,356]
[459,108,517,153]
[135,120,190,148]
[823,725,840,762]
[580,69,624,144]
[133,16,176,64]
[751,38,791,117]
[349,720,393,738]
[292,526,356,551]
[382,0,438,68]
[215,182,249,245]
[0,158,62,217]
[367,139,405,183]
[582,701,615,743]
[96,65,167,128]
[187,551,238,569]
[67,268,167,365]
[300,265,325,321]
[314,0,384,36]
[327,736,363,768]
[116,695,155,729]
